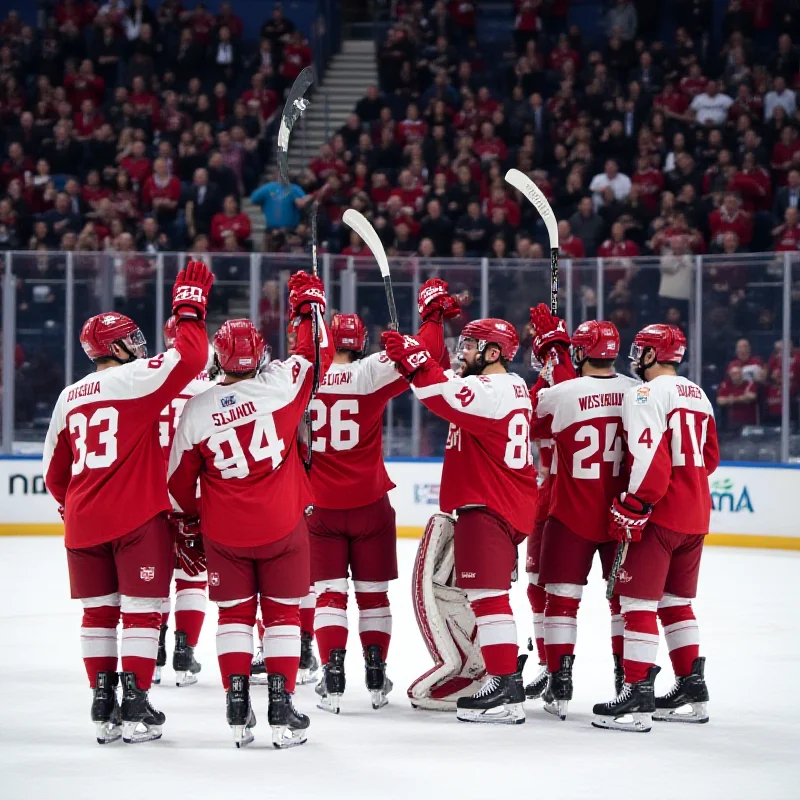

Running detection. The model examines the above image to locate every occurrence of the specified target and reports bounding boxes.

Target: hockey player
[533,318,638,720]
[310,279,457,714]
[524,304,576,700]
[383,318,536,724]
[168,272,333,749]
[153,316,214,687]
[43,260,213,744]
[593,324,719,732]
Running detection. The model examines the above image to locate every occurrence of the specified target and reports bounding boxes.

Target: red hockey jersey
[43,320,209,548]
[622,375,719,535]
[159,368,214,461]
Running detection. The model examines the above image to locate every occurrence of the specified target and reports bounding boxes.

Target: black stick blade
[277,66,315,187]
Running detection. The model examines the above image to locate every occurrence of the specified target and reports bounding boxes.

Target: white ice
[1,537,799,800]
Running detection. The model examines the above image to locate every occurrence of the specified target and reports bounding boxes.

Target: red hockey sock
[174,578,207,647]
[299,588,316,639]
[527,579,547,665]
[355,591,392,661]
[470,594,518,676]
[658,603,700,677]
[121,610,161,691]
[261,597,301,693]
[160,596,170,627]
[315,590,348,665]
[543,592,580,672]
[80,604,120,688]
[256,618,265,641]
[622,608,659,684]
[217,598,257,691]
[608,596,623,658]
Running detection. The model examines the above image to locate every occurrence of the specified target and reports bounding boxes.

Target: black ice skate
[364,644,393,710]
[227,674,257,748]
[613,654,625,697]
[153,623,168,685]
[268,673,309,748]
[654,657,709,724]
[456,654,527,725]
[91,670,121,745]
[120,672,166,743]
[592,665,661,733]
[250,646,268,685]
[524,662,548,700]
[542,654,574,721]
[315,648,346,714]
[173,630,201,687]
[297,631,320,685]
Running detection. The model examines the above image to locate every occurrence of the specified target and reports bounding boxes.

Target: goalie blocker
[407,515,486,711]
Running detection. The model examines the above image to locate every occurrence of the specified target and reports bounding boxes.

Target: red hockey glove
[529,303,570,361]
[171,515,206,577]
[418,278,461,322]
[608,493,652,543]
[288,271,326,318]
[172,259,214,320]
[381,330,431,379]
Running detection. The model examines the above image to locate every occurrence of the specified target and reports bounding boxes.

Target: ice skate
[542,654,574,721]
[364,644,393,709]
[153,623,167,685]
[592,665,660,733]
[654,657,709,723]
[250,646,268,685]
[297,631,320,686]
[173,630,201,687]
[613,654,625,697]
[268,674,309,748]
[456,654,527,725]
[91,671,121,745]
[316,648,345,714]
[120,672,165,743]
[524,661,548,700]
[227,674,257,748]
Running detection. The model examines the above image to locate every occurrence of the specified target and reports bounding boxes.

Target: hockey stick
[342,208,398,330]
[300,201,321,473]
[505,169,559,315]
[606,540,629,601]
[277,66,315,188]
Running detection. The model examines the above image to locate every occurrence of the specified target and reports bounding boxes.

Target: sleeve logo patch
[455,386,475,407]
[635,386,650,405]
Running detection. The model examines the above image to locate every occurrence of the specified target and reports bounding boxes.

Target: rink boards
[1,456,799,549]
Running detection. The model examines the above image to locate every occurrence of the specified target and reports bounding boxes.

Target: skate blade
[653,702,709,723]
[370,689,389,710]
[316,693,341,714]
[250,673,270,686]
[152,666,162,686]
[122,721,163,743]
[456,702,525,725]
[271,725,307,749]
[296,666,320,685]
[543,699,568,721]
[95,721,122,745]
[175,670,199,687]
[592,712,652,733]
[231,725,255,748]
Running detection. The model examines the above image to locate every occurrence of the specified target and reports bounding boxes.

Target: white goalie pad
[407,514,486,711]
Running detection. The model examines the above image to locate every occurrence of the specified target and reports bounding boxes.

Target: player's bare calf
[91,671,122,745]
[120,672,165,744]
[654,657,709,723]
[269,674,309,748]
[227,674,256,748]
[592,665,660,733]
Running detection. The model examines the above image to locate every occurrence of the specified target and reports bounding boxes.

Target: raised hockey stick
[277,66,315,188]
[606,540,629,601]
[342,208,398,330]
[505,168,559,315]
[300,201,321,473]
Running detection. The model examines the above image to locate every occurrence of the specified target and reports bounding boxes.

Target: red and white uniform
[616,375,720,685]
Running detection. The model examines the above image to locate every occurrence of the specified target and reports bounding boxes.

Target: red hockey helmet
[80,312,147,362]
[571,320,620,368]
[163,315,179,349]
[630,324,686,376]
[331,313,368,357]
[459,318,520,361]
[214,319,267,375]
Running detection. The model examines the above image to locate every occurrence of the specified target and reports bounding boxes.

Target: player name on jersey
[321,371,353,387]
[578,392,625,411]
[66,381,101,402]
[677,384,702,399]
[212,401,257,427]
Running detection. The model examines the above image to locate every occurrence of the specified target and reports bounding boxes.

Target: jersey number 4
[207,416,286,479]
[309,398,359,452]
[637,411,709,467]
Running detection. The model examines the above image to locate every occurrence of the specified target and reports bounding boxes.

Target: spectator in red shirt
[597,222,640,283]
[709,193,753,249]
[631,154,665,212]
[728,154,772,212]
[341,229,374,259]
[771,125,800,186]
[188,3,215,46]
[396,103,428,149]
[766,340,800,394]
[679,62,708,98]
[484,186,521,228]
[64,60,105,110]
[129,75,159,126]
[558,219,585,259]
[216,1,243,40]
[81,169,110,210]
[727,338,766,384]
[73,99,104,140]
[0,142,33,191]
[281,31,312,83]
[716,365,759,431]
[210,195,251,249]
[119,140,152,190]
[241,72,279,122]
[473,121,508,165]
[549,33,580,74]
[476,86,499,121]
[309,143,347,184]
[389,169,425,214]
[140,157,181,227]
[773,207,800,251]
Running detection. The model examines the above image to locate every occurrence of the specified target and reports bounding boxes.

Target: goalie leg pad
[408,515,485,711]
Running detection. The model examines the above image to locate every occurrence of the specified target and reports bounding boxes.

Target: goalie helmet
[630,323,686,372]
[213,318,266,375]
[331,313,368,357]
[458,318,519,362]
[80,312,147,362]
[163,315,178,349]
[571,320,620,369]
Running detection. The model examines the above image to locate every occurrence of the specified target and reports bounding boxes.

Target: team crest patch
[140,566,155,582]
[635,386,650,405]
[209,572,220,587]
[220,393,237,408]
[616,568,632,584]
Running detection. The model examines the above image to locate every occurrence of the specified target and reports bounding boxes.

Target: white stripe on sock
[662,620,700,652]
[543,615,578,646]
[623,630,660,664]
[216,623,254,656]
[610,614,624,640]
[175,587,207,613]
[475,614,517,648]
[300,590,316,609]
[81,627,118,659]
[263,624,300,659]
[315,606,348,630]
[80,593,120,609]
[358,606,392,635]
[121,627,159,659]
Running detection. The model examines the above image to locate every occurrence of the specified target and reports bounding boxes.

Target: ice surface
[1,537,799,800]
